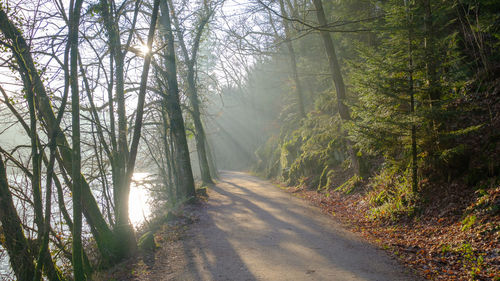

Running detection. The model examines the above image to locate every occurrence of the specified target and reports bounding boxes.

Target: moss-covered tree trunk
[0,154,35,281]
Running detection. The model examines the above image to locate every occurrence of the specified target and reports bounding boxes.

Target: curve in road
[174,171,419,281]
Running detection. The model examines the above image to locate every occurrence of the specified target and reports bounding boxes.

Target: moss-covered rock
[138,231,156,252]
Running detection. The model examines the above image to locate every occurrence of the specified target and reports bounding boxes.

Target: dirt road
[165,171,418,281]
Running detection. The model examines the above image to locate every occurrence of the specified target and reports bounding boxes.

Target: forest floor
[96,171,419,280]
[286,180,500,280]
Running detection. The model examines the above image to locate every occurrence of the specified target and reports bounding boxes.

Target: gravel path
[168,171,418,281]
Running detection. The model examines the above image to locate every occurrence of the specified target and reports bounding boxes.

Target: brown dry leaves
[286,185,500,281]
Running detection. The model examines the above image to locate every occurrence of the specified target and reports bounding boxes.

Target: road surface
[169,171,418,281]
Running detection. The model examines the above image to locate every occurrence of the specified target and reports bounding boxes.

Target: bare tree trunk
[98,0,143,259]
[312,0,359,175]
[421,0,441,152]
[188,70,214,185]
[22,33,48,281]
[422,0,438,104]
[99,0,132,256]
[0,154,35,281]
[159,0,196,199]
[125,0,161,203]
[1,85,84,278]
[278,0,306,118]
[168,118,180,199]
[168,0,214,185]
[160,109,175,200]
[34,136,65,281]
[69,0,85,278]
[205,134,219,180]
[406,1,418,194]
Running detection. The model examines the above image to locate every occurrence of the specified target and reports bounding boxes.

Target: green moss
[461,214,477,231]
[335,175,363,194]
[138,231,156,252]
[366,166,418,221]
[317,165,330,190]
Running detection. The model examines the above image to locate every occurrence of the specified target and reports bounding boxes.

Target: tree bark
[278,0,306,118]
[312,0,359,175]
[160,106,176,200]
[0,85,84,278]
[188,70,214,185]
[125,0,161,204]
[422,0,439,104]
[407,1,418,193]
[0,154,36,281]
[98,0,142,258]
[69,0,85,278]
[159,0,196,199]
[168,0,214,185]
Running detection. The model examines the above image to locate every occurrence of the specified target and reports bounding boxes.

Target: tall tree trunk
[22,33,47,281]
[168,0,214,185]
[22,46,63,281]
[0,154,35,281]
[159,0,196,199]
[311,0,359,175]
[422,0,438,104]
[161,108,175,201]
[1,85,84,278]
[168,119,180,199]
[34,138,66,281]
[14,12,62,280]
[125,0,161,198]
[206,135,219,180]
[421,0,441,152]
[98,0,142,259]
[407,1,419,194]
[99,0,131,255]
[69,0,85,278]
[278,0,306,118]
[119,0,161,243]
[187,68,214,185]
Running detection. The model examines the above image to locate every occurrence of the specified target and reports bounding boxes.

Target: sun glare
[129,172,152,228]
[140,44,150,55]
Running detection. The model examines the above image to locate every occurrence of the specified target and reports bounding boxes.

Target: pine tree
[348,0,426,190]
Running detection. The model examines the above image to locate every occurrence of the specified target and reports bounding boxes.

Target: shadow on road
[176,171,417,281]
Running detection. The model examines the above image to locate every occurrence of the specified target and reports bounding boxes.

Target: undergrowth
[366,166,420,221]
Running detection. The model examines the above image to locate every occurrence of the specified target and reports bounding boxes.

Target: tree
[0,152,35,281]
[0,6,68,280]
[277,0,306,118]
[92,0,160,258]
[169,0,217,185]
[157,0,196,200]
[98,0,141,257]
[312,0,360,175]
[68,0,85,278]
